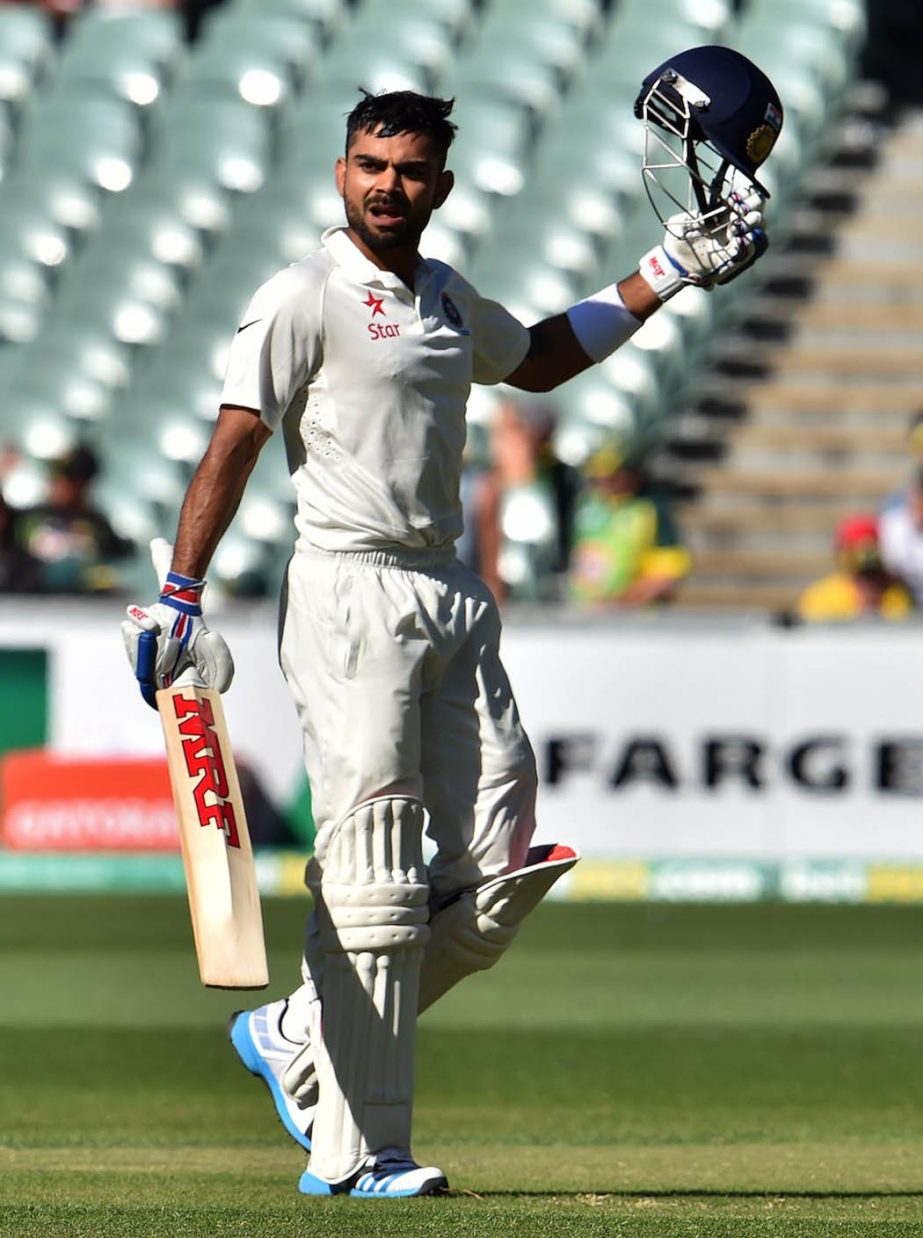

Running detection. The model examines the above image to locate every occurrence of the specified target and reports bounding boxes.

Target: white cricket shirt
[880,500,923,607]
[221,225,530,553]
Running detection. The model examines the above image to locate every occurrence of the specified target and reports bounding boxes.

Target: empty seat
[0,5,54,108]
[14,92,141,194]
[149,95,274,195]
[55,8,184,107]
[180,12,320,106]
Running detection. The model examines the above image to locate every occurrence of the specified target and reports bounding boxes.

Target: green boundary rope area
[3,897,923,1235]
[3,851,923,903]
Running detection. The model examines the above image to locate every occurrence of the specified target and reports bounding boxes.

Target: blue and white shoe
[299,1148,448,1199]
[228,1000,314,1151]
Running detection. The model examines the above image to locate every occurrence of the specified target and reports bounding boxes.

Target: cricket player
[123,50,782,1198]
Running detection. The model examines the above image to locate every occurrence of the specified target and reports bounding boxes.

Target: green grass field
[2,894,923,1236]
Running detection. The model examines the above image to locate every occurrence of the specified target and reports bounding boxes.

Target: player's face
[336,128,453,260]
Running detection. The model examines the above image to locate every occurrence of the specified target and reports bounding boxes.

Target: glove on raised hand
[639,191,767,302]
[121,552,233,708]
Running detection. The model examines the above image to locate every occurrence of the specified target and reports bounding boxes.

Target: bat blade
[157,682,269,990]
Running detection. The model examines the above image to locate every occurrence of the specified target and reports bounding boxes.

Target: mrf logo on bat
[171,691,240,847]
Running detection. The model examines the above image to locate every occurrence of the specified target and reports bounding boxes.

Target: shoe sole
[227,1010,312,1152]
[298,1168,449,1198]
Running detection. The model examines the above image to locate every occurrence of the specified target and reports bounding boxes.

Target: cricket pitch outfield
[2,895,923,1237]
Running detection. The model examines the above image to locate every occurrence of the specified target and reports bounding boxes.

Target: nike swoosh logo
[236,319,262,334]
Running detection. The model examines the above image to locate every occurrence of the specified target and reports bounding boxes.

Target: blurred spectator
[568,442,691,607]
[456,421,498,587]
[879,468,923,609]
[9,0,214,43]
[798,513,912,622]
[15,444,135,594]
[459,398,578,604]
[0,493,42,593]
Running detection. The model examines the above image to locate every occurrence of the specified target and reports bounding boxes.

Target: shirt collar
[322,225,430,292]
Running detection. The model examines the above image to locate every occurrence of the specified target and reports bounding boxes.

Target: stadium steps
[668,103,923,613]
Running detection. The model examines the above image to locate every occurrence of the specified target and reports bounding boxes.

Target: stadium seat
[148,95,274,195]
[70,192,206,274]
[13,322,133,395]
[0,256,49,345]
[599,0,733,45]
[487,0,604,45]
[311,38,433,97]
[233,0,349,42]
[14,92,141,194]
[439,47,563,124]
[0,170,102,238]
[474,11,586,83]
[220,193,320,268]
[54,11,184,107]
[0,200,70,273]
[181,12,320,105]
[0,4,54,109]
[445,98,532,198]
[341,9,454,89]
[358,0,475,45]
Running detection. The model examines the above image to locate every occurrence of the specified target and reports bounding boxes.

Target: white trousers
[279,545,538,905]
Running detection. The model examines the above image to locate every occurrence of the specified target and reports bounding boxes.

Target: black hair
[345,90,457,167]
[51,444,99,483]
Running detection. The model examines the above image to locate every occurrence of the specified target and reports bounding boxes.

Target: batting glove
[639,191,768,302]
[122,571,234,708]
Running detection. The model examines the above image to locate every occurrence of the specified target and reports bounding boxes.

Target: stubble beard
[345,195,426,253]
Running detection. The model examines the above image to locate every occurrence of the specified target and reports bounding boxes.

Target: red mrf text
[172,694,241,847]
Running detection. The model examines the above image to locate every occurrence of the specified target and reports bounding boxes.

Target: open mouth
[368,201,407,226]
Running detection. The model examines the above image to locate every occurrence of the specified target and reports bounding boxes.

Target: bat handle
[150,537,174,590]
[173,666,206,689]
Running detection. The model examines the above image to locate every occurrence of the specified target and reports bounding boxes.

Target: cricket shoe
[299,1149,449,1199]
[228,1000,314,1150]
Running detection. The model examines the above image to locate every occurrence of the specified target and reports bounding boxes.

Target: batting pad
[418,843,578,1011]
[307,796,430,1185]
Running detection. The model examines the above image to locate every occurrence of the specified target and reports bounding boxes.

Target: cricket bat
[157,678,269,990]
[148,537,268,990]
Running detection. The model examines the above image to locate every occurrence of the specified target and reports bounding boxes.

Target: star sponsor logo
[362,289,400,340]
[363,291,386,318]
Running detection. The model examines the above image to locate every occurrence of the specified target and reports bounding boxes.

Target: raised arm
[504,273,660,394]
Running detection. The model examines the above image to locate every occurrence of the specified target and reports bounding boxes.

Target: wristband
[566,284,642,362]
[160,570,205,616]
[638,245,686,302]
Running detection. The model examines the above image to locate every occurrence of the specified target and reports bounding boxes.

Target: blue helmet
[635,45,783,201]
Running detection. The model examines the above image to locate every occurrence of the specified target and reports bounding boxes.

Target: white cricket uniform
[220,226,538,900]
[880,500,923,609]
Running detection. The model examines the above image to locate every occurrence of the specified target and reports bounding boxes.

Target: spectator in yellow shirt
[569,443,691,607]
[798,513,912,622]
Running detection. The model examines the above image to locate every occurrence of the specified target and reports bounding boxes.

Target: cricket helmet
[634,45,783,227]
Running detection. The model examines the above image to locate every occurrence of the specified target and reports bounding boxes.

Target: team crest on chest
[363,289,400,340]
[441,291,463,329]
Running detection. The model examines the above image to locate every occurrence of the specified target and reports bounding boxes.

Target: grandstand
[0,0,892,607]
